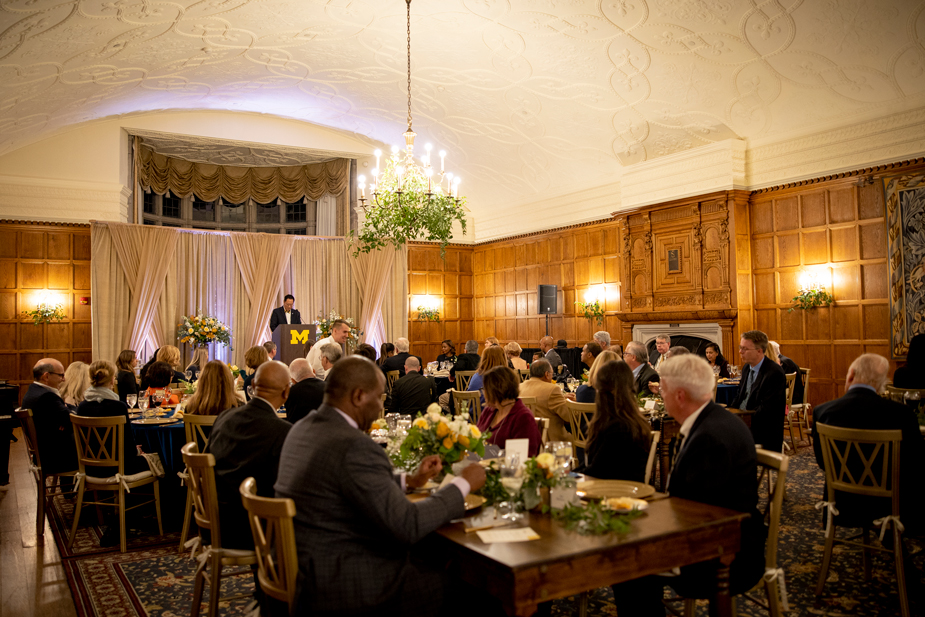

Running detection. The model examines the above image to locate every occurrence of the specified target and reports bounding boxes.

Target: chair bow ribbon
[184,535,202,560]
[244,599,261,617]
[815,501,839,533]
[113,473,131,493]
[873,515,904,542]
[763,567,789,611]
[177,468,189,486]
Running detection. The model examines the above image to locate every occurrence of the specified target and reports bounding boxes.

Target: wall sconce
[22,289,67,325]
[576,286,606,326]
[412,295,441,322]
[790,269,834,312]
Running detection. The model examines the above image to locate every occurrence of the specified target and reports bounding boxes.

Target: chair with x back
[239,477,298,616]
[564,400,595,461]
[782,373,797,452]
[454,370,476,392]
[178,414,218,552]
[452,390,483,425]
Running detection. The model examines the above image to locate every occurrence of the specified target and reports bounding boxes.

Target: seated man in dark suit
[21,358,78,475]
[269,294,301,332]
[275,356,487,617]
[729,330,786,452]
[285,358,325,424]
[613,355,765,615]
[379,337,421,378]
[813,353,925,531]
[206,361,293,549]
[449,340,480,382]
[390,357,437,415]
[648,333,671,371]
[624,341,659,394]
[21,358,77,473]
[539,336,562,372]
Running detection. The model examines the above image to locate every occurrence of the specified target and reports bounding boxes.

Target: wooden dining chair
[452,390,482,424]
[67,415,163,553]
[535,417,550,444]
[239,477,298,616]
[519,395,537,414]
[789,367,812,444]
[644,430,661,486]
[179,414,218,552]
[15,408,79,545]
[518,369,530,383]
[454,370,476,391]
[782,372,797,452]
[182,442,257,617]
[385,370,400,392]
[814,424,909,617]
[564,400,595,460]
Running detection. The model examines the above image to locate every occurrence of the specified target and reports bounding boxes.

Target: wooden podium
[272,324,317,365]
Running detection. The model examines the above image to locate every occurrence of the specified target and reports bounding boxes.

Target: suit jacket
[519,377,571,442]
[812,387,925,529]
[205,397,292,549]
[648,349,667,371]
[449,353,480,381]
[669,402,765,595]
[575,383,596,403]
[379,352,422,378]
[633,364,660,395]
[269,306,301,332]
[285,377,326,424]
[545,349,562,370]
[778,354,804,404]
[21,383,78,475]
[274,405,466,614]
[729,359,786,452]
[390,371,437,415]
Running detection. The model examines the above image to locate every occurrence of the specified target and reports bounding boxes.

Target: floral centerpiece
[393,404,487,473]
[315,309,363,350]
[522,453,562,510]
[177,312,232,349]
[226,363,241,379]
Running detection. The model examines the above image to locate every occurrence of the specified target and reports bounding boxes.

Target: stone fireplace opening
[632,323,725,356]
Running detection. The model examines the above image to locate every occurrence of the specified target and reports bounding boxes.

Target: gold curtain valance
[136,143,349,203]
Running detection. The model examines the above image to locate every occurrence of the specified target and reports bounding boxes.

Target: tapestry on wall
[884,172,925,358]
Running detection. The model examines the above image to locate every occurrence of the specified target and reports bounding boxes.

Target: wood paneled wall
[407,244,474,362]
[0,221,93,401]
[747,179,894,407]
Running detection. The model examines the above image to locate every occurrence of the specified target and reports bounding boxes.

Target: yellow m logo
[290,329,310,345]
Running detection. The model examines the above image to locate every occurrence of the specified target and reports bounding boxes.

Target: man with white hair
[612,355,764,616]
[813,353,924,529]
[318,343,343,380]
[307,318,351,379]
[623,341,659,394]
[379,337,420,378]
[390,356,437,415]
[593,330,611,348]
[285,358,325,424]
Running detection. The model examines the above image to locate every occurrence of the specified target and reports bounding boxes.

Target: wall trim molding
[0,219,90,229]
[749,157,925,194]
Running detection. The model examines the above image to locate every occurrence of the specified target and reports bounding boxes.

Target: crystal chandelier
[353,0,467,255]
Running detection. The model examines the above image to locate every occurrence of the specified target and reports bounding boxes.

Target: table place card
[644,399,657,410]
[476,527,540,543]
[504,438,530,464]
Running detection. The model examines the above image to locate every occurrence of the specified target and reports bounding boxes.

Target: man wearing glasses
[21,358,78,475]
[729,330,787,452]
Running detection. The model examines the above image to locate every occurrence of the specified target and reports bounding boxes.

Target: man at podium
[270,294,302,332]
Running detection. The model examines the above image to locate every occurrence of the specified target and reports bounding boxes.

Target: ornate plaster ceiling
[1,0,924,217]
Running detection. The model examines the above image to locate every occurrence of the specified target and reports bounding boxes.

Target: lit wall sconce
[412,295,441,322]
[22,289,67,325]
[576,286,606,326]
[790,268,834,312]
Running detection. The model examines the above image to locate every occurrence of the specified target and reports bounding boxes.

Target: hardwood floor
[0,429,78,617]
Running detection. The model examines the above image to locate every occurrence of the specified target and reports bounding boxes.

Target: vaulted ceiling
[2,0,924,219]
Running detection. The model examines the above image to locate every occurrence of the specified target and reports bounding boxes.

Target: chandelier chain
[406,0,412,132]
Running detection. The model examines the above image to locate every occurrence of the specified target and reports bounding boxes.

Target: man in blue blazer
[269,294,301,332]
[613,354,765,615]
[275,356,487,616]
[729,330,787,452]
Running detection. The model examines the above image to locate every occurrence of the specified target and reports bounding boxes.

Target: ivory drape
[230,233,296,351]
[288,239,362,333]
[90,224,132,363]
[348,247,398,351]
[107,223,180,353]
[137,145,349,204]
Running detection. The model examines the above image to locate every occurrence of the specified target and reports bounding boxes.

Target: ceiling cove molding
[618,139,746,211]
[745,108,925,189]
[0,175,130,224]
[751,158,925,194]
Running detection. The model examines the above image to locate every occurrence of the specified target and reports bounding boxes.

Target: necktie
[672,433,686,468]
[743,368,756,407]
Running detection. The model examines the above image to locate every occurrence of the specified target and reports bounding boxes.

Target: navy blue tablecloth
[131,419,187,526]
[715,383,739,407]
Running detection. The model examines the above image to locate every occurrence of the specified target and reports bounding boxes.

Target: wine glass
[126,394,137,409]
[184,370,193,382]
[545,441,573,476]
[499,456,524,521]
[904,390,921,410]
[138,397,151,420]
[729,365,739,379]
[246,385,255,399]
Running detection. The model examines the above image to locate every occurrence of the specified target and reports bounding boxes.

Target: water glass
[545,441,573,475]
[385,412,401,432]
[184,370,193,381]
[138,397,152,420]
[498,455,523,520]
[246,385,255,399]
[126,394,137,409]
[397,416,412,433]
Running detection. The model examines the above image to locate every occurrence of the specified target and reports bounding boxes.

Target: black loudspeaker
[538,285,557,314]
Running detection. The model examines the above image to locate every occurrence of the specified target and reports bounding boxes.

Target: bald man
[21,358,78,475]
[206,361,292,549]
[275,356,487,616]
[286,358,325,424]
[389,356,437,415]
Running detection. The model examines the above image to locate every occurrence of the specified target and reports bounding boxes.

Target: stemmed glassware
[184,370,193,382]
[498,455,524,521]
[138,397,151,421]
[126,394,137,409]
[729,365,739,379]
[545,441,573,476]
[246,385,255,399]
[397,415,412,435]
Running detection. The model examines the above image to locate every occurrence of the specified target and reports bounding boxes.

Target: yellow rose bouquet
[396,403,488,472]
[177,311,233,349]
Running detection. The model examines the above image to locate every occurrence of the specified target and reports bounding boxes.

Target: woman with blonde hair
[183,360,239,416]
[60,361,90,407]
[504,341,527,370]
[575,350,620,403]
[242,345,269,401]
[185,347,210,381]
[156,345,186,384]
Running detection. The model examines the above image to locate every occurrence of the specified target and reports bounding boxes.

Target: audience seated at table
[60,361,89,408]
[647,347,690,394]
[390,357,437,415]
[353,343,378,361]
[813,353,925,531]
[612,354,765,616]
[143,361,180,406]
[155,345,187,385]
[505,341,527,370]
[182,360,238,416]
[76,360,148,475]
[436,339,457,364]
[285,358,325,424]
[477,366,542,457]
[184,347,210,382]
[608,343,623,355]
[892,332,924,389]
[580,340,603,371]
[623,341,660,394]
[704,342,730,378]
[578,360,650,482]
[769,340,804,405]
[317,343,343,380]
[307,318,351,379]
[263,340,277,360]
[274,356,487,617]
[593,330,611,349]
[449,339,480,381]
[242,345,269,400]
[115,349,139,405]
[519,359,571,441]
[539,336,562,372]
[467,346,509,404]
[648,334,671,372]
[138,348,160,391]
[729,329,786,452]
[575,350,621,403]
[377,342,395,367]
[22,358,78,475]
[207,361,292,550]
[484,336,500,351]
[379,337,418,378]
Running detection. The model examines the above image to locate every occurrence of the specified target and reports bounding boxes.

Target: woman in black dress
[436,339,457,364]
[115,349,139,405]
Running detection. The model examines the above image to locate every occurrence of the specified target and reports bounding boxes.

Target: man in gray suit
[275,356,486,616]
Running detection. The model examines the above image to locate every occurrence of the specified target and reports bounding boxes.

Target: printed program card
[644,399,657,410]
[505,438,530,464]
[476,527,541,543]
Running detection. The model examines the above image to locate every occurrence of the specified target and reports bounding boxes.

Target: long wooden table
[433,497,746,617]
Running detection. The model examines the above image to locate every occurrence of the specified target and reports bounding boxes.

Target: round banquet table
[131,415,188,526]
[715,383,739,407]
